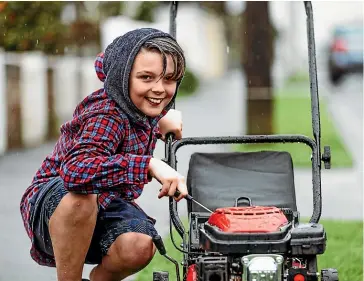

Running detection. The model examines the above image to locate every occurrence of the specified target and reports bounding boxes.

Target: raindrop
[226,46,230,54]
[83,36,86,40]
[36,39,39,45]
[4,16,6,20]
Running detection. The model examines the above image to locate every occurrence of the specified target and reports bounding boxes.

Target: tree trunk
[242,2,274,135]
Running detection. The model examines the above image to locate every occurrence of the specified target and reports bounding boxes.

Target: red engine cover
[207,206,288,233]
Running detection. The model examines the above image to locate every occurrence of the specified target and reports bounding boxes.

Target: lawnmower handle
[174,189,193,201]
[164,133,189,200]
[158,187,192,201]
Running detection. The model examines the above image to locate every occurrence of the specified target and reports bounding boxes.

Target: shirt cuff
[125,154,152,185]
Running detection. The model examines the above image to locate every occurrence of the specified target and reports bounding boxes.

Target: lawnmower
[151,2,338,281]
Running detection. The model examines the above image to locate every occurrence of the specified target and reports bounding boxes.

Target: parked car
[328,24,363,84]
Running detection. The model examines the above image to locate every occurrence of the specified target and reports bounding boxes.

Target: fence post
[46,56,59,140]
[0,49,6,155]
[54,56,79,125]
[20,51,48,148]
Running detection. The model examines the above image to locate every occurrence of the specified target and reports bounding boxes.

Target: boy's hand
[158,109,183,140]
[148,158,188,202]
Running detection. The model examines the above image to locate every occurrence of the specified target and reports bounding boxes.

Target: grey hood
[95,28,181,129]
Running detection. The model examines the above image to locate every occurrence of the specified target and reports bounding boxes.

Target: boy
[20,28,188,281]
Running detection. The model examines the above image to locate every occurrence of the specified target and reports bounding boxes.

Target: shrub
[178,68,200,97]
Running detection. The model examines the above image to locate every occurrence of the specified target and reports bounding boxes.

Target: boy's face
[129,49,177,118]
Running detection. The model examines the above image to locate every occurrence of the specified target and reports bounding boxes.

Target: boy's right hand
[148,158,188,202]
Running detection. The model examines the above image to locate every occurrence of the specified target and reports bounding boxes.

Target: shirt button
[136,178,140,183]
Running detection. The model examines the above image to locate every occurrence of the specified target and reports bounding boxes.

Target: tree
[133,1,160,23]
[242,2,274,135]
[0,2,67,54]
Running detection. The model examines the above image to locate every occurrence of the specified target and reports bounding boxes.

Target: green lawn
[316,219,363,280]
[236,85,353,168]
[136,219,363,281]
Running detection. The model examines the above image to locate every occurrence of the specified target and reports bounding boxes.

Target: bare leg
[89,233,156,281]
[49,193,98,281]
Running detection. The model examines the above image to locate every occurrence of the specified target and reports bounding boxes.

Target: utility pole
[242,2,274,135]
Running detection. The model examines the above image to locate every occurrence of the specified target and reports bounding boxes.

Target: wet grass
[315,219,363,281]
[135,218,363,281]
[236,84,353,168]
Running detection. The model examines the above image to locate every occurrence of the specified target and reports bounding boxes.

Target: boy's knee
[106,233,156,272]
[54,193,98,222]
[117,233,155,266]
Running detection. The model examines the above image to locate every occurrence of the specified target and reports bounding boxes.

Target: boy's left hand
[158,109,183,140]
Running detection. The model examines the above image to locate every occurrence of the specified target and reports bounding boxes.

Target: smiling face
[129,49,178,118]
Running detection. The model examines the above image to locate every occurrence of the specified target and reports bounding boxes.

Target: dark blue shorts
[30,177,158,265]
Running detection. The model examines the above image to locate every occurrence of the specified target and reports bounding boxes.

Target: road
[0,68,362,281]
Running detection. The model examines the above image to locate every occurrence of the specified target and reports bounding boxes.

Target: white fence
[0,50,103,155]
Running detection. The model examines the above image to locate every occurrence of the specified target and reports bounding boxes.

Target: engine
[186,206,326,281]
[187,206,290,281]
[197,206,292,255]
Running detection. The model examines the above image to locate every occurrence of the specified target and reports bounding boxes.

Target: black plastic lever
[152,234,181,281]
[152,235,167,256]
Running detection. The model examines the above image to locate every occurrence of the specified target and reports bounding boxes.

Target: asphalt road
[0,68,362,281]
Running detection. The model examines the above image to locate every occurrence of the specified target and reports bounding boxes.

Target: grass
[315,219,363,280]
[136,218,363,281]
[236,83,353,168]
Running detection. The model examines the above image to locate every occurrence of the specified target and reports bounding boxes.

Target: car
[328,24,363,84]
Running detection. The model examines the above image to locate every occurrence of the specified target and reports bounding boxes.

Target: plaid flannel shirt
[20,89,164,266]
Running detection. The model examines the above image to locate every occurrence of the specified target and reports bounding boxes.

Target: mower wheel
[321,268,339,281]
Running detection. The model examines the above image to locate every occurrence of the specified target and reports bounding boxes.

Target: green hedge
[177,69,200,98]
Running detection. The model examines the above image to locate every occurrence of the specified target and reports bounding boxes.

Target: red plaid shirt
[20,89,164,266]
